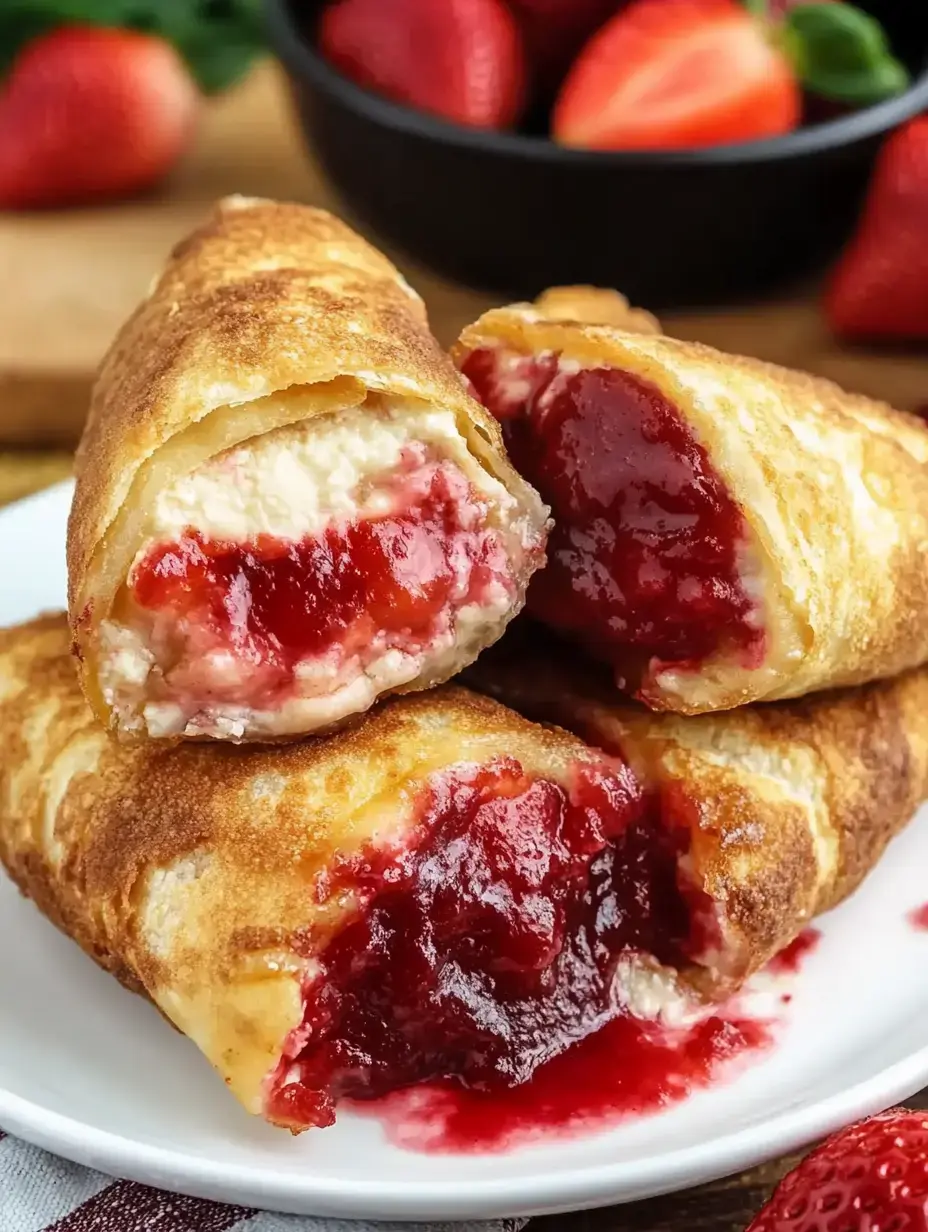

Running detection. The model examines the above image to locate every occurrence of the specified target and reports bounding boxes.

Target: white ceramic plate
[2,480,928,1221]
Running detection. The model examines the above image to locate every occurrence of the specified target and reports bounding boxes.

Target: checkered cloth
[0,1130,529,1232]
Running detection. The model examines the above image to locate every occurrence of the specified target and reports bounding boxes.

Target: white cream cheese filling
[147,398,517,544]
[98,398,539,740]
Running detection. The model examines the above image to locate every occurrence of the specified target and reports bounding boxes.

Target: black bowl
[266,0,928,309]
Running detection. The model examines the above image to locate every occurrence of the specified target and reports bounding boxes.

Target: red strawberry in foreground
[0,26,199,211]
[507,0,619,93]
[553,0,801,151]
[319,0,525,129]
[825,117,928,342]
[746,1108,928,1232]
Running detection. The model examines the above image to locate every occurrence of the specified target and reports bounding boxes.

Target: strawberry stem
[784,2,910,106]
[743,0,911,107]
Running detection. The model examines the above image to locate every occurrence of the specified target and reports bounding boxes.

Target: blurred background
[0,0,926,494]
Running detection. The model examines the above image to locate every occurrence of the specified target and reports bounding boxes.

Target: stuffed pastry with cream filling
[455,288,928,713]
[67,198,548,741]
[467,631,928,992]
[3,614,925,1130]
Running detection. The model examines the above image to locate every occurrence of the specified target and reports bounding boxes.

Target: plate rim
[3,1041,928,1218]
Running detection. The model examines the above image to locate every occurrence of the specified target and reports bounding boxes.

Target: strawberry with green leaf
[0,0,265,94]
[553,0,910,151]
[0,25,199,209]
[0,0,266,210]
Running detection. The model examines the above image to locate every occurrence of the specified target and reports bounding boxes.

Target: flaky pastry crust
[530,285,662,334]
[468,637,928,992]
[0,615,616,1121]
[67,198,547,727]
[454,301,928,713]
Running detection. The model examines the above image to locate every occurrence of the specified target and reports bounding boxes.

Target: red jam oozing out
[363,1012,772,1153]
[461,349,765,690]
[266,757,720,1132]
[766,927,821,976]
[129,462,510,707]
[909,904,928,930]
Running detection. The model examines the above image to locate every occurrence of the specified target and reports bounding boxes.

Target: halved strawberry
[318,0,525,130]
[552,0,801,151]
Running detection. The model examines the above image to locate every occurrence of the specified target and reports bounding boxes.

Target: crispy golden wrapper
[468,633,928,991]
[455,293,928,714]
[0,615,642,1130]
[4,616,924,1129]
[68,199,548,742]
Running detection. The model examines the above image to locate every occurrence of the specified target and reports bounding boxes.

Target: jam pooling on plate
[129,461,512,710]
[364,1011,772,1153]
[461,348,765,694]
[266,756,716,1131]
[766,927,821,976]
[909,904,928,930]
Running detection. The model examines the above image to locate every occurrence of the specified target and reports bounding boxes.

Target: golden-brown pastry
[4,615,924,1131]
[467,632,928,991]
[67,198,548,743]
[530,285,662,334]
[454,292,928,714]
[0,614,645,1131]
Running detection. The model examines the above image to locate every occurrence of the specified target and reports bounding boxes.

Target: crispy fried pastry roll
[468,634,928,993]
[67,199,548,742]
[5,616,925,1131]
[454,291,928,713]
[0,614,660,1131]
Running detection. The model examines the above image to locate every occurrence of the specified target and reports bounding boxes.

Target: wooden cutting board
[0,60,925,450]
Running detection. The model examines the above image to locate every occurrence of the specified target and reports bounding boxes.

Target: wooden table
[2,58,927,457]
[1,59,926,1232]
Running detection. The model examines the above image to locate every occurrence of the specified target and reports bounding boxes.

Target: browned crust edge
[453,294,928,713]
[467,637,928,991]
[66,198,547,733]
[0,614,614,1114]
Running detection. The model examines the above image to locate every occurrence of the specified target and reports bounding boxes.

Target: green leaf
[135,0,266,93]
[0,10,59,76]
[741,0,769,17]
[785,2,911,106]
[0,0,266,93]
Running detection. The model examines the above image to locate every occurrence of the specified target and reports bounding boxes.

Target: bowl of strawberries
[266,0,928,307]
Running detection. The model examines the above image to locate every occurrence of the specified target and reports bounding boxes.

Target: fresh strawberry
[552,0,801,151]
[825,117,928,342]
[319,0,525,129]
[0,26,198,211]
[746,1108,928,1232]
[507,0,619,93]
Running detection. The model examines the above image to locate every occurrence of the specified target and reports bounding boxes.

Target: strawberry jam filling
[266,756,717,1131]
[461,348,765,696]
[124,460,516,729]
